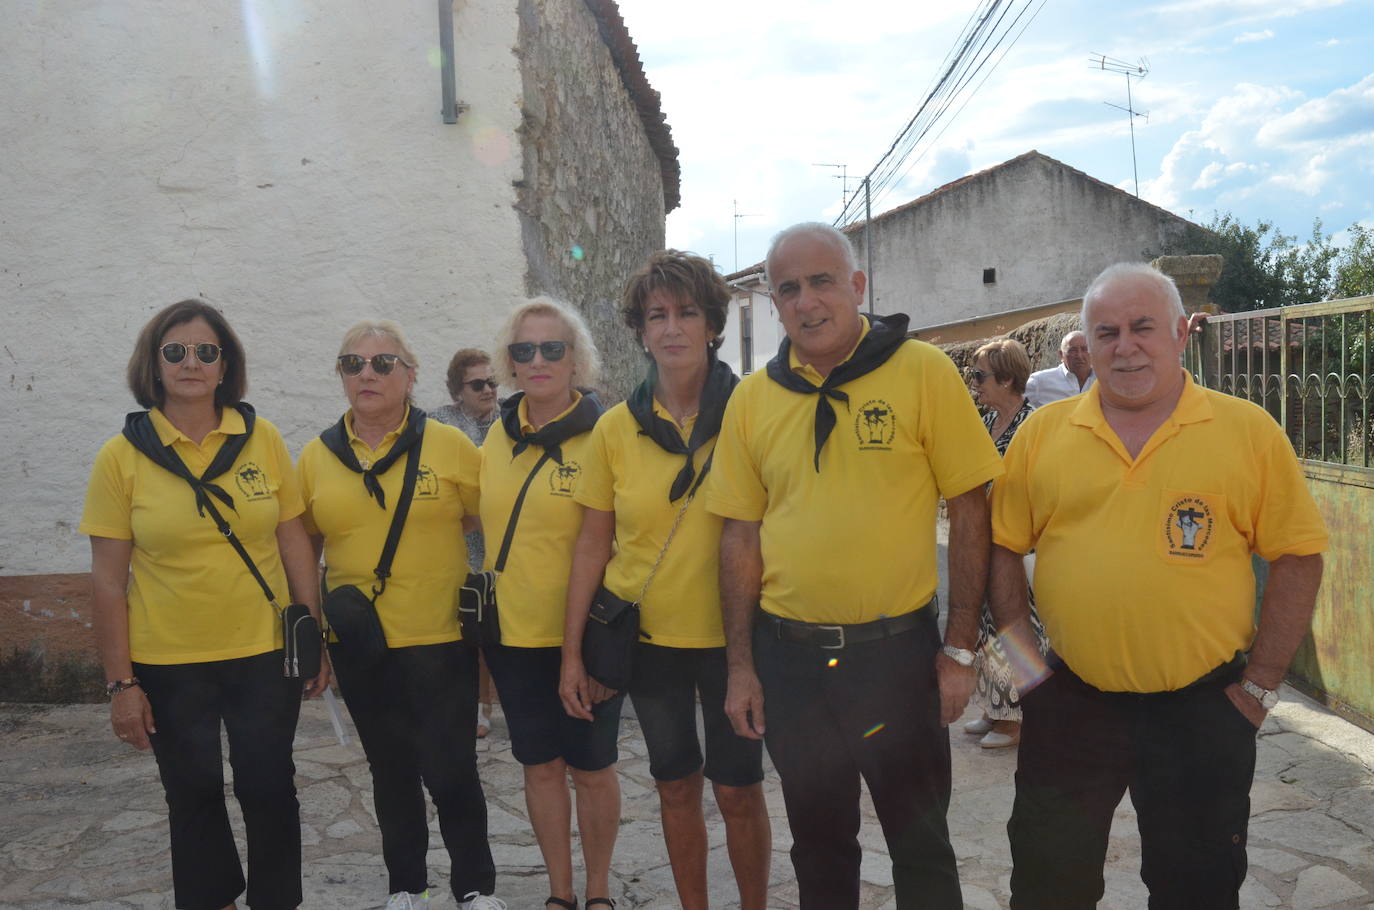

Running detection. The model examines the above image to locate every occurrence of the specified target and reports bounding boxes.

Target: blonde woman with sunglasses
[80,299,329,910]
[296,320,503,910]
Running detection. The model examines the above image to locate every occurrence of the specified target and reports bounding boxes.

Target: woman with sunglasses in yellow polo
[477,298,619,910]
[80,298,329,910]
[296,320,502,910]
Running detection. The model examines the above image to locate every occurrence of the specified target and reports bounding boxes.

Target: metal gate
[1185,296,1374,730]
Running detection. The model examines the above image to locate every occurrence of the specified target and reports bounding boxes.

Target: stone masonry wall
[514,0,668,398]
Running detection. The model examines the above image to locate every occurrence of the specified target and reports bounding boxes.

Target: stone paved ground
[0,681,1371,910]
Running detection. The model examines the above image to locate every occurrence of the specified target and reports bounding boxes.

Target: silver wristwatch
[1240,678,1279,711]
[941,645,976,667]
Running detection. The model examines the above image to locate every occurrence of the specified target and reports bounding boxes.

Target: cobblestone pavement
[1,680,1371,909]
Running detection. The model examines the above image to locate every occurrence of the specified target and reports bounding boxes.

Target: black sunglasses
[160,342,222,365]
[464,378,498,392]
[338,353,412,376]
[969,369,990,383]
[508,341,569,364]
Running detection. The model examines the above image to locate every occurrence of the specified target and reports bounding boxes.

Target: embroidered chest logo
[854,398,896,450]
[1163,496,1214,558]
[549,460,582,497]
[234,462,272,501]
[413,464,439,500]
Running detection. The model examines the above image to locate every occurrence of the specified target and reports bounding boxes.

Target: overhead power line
[835,0,1046,227]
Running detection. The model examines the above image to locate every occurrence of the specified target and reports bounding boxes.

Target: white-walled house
[723,151,1201,374]
[0,0,677,656]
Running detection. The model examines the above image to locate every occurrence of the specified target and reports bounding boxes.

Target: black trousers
[1008,658,1258,910]
[753,607,961,910]
[135,650,303,910]
[330,639,495,899]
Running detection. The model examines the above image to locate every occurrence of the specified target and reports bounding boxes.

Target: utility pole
[1092,54,1149,197]
[863,177,874,314]
[733,199,759,273]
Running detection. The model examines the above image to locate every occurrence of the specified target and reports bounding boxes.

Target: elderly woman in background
[297,321,501,910]
[432,347,501,738]
[966,338,1049,749]
[561,251,771,910]
[478,298,619,910]
[81,299,328,910]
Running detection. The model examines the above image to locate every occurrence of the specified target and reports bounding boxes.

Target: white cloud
[1234,29,1275,42]
[1257,72,1374,144]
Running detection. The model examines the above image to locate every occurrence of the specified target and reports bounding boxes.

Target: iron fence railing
[1185,296,1374,470]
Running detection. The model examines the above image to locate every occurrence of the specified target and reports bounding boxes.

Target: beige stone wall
[514,0,669,398]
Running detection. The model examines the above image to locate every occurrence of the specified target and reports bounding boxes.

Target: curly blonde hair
[492,297,601,386]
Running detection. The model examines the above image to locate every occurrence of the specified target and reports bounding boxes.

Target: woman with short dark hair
[562,250,771,910]
[81,298,328,910]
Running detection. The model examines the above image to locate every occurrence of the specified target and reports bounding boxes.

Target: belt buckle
[818,624,846,649]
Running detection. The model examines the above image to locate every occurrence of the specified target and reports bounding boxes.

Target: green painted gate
[1186,296,1374,731]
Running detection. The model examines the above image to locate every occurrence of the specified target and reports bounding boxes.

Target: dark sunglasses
[160,342,222,365]
[464,378,499,392]
[508,341,568,364]
[969,369,990,383]
[338,353,412,376]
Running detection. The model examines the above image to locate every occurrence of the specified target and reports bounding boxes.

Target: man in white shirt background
[1025,330,1093,407]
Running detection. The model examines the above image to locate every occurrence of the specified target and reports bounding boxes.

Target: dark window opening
[983,268,997,285]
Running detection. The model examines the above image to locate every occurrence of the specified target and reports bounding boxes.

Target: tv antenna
[733,199,759,273]
[1091,54,1149,197]
[812,163,858,209]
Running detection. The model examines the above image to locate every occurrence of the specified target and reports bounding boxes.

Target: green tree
[1333,223,1374,299]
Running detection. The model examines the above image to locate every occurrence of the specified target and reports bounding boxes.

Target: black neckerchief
[122,403,256,516]
[319,406,427,509]
[628,354,739,501]
[499,391,601,464]
[765,313,910,471]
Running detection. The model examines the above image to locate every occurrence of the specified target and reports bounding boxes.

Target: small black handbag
[581,489,694,690]
[457,451,551,647]
[321,434,424,667]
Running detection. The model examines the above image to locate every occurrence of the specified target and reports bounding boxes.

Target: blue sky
[614,0,1374,274]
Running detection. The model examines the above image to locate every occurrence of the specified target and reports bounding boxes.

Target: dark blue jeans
[754,606,960,910]
[136,650,303,910]
[330,639,495,899]
[1008,657,1257,910]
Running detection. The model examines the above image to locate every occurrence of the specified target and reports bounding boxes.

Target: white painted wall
[849,153,1192,330]
[720,286,785,376]
[0,0,529,575]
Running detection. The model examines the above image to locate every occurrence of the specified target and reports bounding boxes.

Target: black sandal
[545,899,578,910]
[586,900,615,908]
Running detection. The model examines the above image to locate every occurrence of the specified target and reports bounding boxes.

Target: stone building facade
[0,0,677,678]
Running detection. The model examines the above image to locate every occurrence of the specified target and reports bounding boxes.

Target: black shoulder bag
[121,406,321,680]
[321,435,423,667]
[458,450,552,647]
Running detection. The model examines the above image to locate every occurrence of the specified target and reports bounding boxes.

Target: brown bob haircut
[972,338,1032,394]
[621,249,730,351]
[126,299,247,409]
[445,348,492,399]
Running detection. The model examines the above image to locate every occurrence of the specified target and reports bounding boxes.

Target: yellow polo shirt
[480,395,598,647]
[298,412,479,647]
[576,400,726,648]
[706,330,1003,624]
[991,372,1328,693]
[79,408,302,665]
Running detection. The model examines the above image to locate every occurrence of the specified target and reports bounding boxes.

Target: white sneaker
[459,892,508,910]
[386,890,430,910]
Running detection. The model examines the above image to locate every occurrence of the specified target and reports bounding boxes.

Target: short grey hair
[492,296,601,386]
[764,222,860,286]
[1059,330,1087,353]
[1081,263,1186,338]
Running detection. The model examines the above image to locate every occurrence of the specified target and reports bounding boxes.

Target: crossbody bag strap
[634,447,715,605]
[492,450,554,573]
[370,430,424,598]
[200,496,282,611]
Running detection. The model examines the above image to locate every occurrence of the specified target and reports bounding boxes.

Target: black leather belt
[760,601,932,650]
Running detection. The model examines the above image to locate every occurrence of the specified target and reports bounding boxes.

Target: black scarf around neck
[499,391,601,465]
[122,403,256,517]
[765,313,910,471]
[628,354,739,501]
[319,406,427,509]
